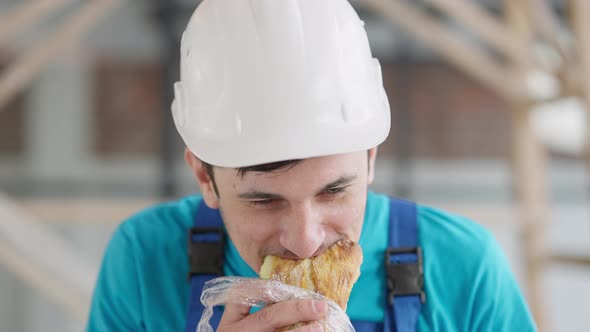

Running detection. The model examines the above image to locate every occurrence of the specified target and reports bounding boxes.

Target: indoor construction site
[1,0,589,331]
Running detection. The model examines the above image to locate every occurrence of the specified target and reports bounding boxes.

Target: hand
[217,298,328,332]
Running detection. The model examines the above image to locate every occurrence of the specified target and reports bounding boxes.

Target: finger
[242,299,328,331]
[218,302,251,326]
[290,322,325,332]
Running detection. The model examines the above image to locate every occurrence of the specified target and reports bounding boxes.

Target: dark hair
[203,159,301,195]
[202,150,370,195]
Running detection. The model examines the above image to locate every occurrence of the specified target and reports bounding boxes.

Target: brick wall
[380,61,511,160]
[1,59,513,160]
[93,59,164,156]
[0,57,25,156]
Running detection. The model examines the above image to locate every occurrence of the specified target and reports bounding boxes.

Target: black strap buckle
[385,246,426,305]
[188,227,225,279]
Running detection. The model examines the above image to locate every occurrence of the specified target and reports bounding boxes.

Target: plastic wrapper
[197,276,355,332]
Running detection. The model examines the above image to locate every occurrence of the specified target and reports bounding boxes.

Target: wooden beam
[18,198,159,224]
[0,0,121,111]
[549,254,590,268]
[510,106,548,331]
[0,192,96,320]
[504,1,548,330]
[424,0,522,64]
[355,0,524,102]
[534,2,581,101]
[570,1,590,172]
[528,0,572,64]
[0,0,75,49]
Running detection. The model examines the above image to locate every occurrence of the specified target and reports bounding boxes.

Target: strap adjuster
[188,227,225,279]
[385,246,425,305]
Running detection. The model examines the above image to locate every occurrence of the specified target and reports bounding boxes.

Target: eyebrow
[237,175,358,200]
[318,175,357,193]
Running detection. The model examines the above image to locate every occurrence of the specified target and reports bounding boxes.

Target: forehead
[215,151,366,189]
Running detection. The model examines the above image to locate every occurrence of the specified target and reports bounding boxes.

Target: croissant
[259,240,363,331]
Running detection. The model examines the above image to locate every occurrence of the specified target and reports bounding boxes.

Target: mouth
[262,239,345,261]
[259,239,364,311]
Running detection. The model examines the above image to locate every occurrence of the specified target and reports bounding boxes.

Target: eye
[323,186,345,195]
[249,199,275,207]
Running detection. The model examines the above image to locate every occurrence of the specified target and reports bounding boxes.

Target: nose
[279,202,325,259]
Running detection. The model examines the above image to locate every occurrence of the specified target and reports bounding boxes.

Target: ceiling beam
[355,0,524,102]
[424,0,522,64]
[0,192,96,320]
[0,0,75,49]
[0,0,121,111]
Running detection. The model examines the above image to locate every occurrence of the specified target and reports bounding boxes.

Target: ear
[184,148,220,209]
[367,147,378,184]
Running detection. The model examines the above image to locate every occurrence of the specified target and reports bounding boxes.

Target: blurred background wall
[0,0,589,331]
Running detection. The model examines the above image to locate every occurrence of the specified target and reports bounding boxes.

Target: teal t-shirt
[86,192,536,331]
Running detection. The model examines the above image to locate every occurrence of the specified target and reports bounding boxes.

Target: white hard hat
[172,0,391,168]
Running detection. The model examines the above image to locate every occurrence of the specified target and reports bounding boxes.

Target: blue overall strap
[185,199,225,332]
[352,320,382,331]
[383,198,425,332]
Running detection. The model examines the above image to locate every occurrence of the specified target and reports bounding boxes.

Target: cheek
[220,206,282,271]
[223,206,278,244]
[328,193,366,239]
[243,218,277,242]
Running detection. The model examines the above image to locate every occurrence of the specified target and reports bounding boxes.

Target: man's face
[187,149,376,274]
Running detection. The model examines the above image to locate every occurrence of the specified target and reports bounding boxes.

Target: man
[86,0,537,331]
